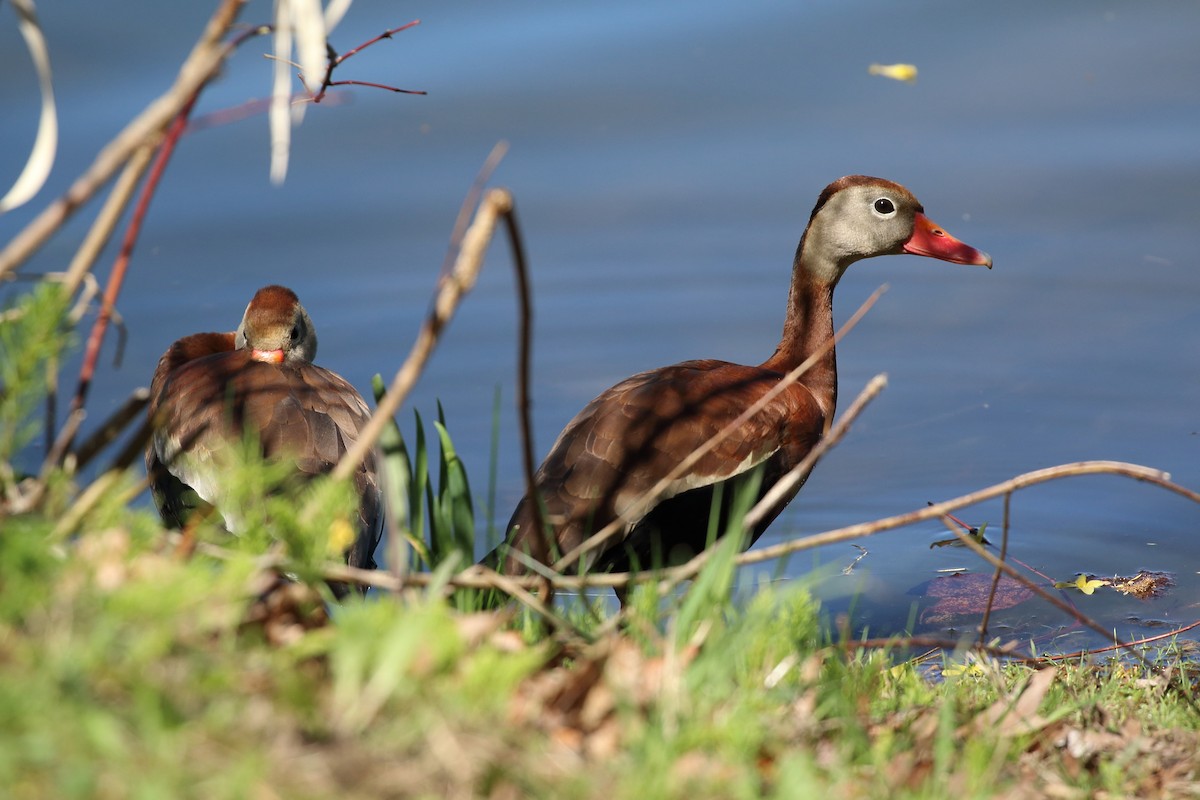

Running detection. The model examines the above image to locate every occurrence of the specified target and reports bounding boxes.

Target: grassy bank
[2,495,1199,799]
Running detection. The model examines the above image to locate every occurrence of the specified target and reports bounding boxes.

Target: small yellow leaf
[942,662,986,679]
[868,63,918,83]
[1074,574,1107,595]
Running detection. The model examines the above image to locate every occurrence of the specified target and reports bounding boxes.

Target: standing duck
[485,176,991,588]
[145,285,382,572]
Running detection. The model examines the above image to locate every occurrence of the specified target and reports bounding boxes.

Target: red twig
[311,20,424,104]
[335,20,421,64]
[68,94,199,433]
[187,92,350,133]
[324,80,426,95]
[936,502,1057,585]
[1045,618,1200,661]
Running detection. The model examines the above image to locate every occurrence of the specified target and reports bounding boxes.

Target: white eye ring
[872,197,897,218]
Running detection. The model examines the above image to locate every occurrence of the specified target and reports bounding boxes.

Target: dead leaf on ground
[241,571,329,646]
[510,634,699,760]
[964,666,1057,738]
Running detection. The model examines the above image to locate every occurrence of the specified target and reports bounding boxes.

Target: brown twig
[440,143,508,277]
[323,80,425,95]
[733,461,1200,569]
[846,621,1200,668]
[66,387,150,472]
[186,92,349,133]
[461,460,1200,611]
[331,185,513,483]
[977,491,1013,644]
[370,461,1198,606]
[745,372,887,531]
[61,144,158,296]
[501,200,553,606]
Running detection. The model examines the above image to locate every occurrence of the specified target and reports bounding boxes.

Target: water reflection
[2,0,1198,650]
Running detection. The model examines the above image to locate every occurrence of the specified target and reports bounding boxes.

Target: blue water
[3,1,1198,649]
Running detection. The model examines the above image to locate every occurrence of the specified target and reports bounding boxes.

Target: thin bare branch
[324,80,426,95]
[65,92,200,445]
[501,200,553,604]
[732,461,1199,571]
[61,143,158,295]
[310,21,425,104]
[1042,618,1200,661]
[745,372,887,530]
[332,187,513,483]
[448,461,1200,606]
[440,142,508,277]
[334,20,421,64]
[177,449,1200,653]
[977,490,1014,644]
[67,387,150,471]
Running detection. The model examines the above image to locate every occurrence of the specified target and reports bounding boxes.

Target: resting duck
[145,285,382,572]
[485,175,991,590]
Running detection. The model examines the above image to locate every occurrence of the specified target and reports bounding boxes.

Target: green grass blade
[675,468,763,639]
[371,375,430,569]
[433,418,476,566]
[411,409,430,566]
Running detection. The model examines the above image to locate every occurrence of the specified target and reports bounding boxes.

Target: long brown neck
[760,239,840,422]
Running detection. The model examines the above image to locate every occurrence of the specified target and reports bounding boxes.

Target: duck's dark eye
[290,324,302,342]
[873,198,896,215]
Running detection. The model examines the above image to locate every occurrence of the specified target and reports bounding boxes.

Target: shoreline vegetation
[3,2,1199,796]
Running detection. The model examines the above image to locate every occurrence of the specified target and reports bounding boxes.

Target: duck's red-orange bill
[251,348,285,364]
[903,212,992,268]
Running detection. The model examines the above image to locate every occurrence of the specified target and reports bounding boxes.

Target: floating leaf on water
[914,572,1035,625]
[1110,571,1172,599]
[1052,574,1110,595]
[868,63,918,83]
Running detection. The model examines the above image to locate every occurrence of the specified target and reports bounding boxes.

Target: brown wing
[146,339,382,569]
[145,332,236,528]
[489,359,825,573]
